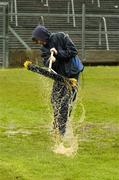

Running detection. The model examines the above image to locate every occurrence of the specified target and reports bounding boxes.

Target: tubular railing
[10,0,49,27]
[41,0,49,7]
[91,0,109,50]
[0,2,9,68]
[5,11,118,62]
[99,17,109,50]
[44,0,49,7]
[9,26,31,50]
[67,0,76,27]
[0,4,119,65]
[91,0,101,7]
[10,0,18,26]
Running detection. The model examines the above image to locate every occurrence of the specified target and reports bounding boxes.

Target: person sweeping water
[24,25,84,138]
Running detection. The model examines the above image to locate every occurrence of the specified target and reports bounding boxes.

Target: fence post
[71,0,76,27]
[82,3,86,62]
[2,2,9,68]
[102,17,109,51]
[98,18,102,46]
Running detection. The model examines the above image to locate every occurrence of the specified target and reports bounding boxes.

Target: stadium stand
[0,0,119,65]
[7,0,119,49]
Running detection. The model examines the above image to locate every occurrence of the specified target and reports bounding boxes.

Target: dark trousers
[51,80,77,136]
[27,64,79,135]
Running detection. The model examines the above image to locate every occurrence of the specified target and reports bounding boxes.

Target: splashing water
[52,99,86,157]
[52,121,78,157]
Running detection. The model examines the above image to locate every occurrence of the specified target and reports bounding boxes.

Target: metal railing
[99,17,109,51]
[10,0,48,27]
[0,2,9,68]
[10,0,18,26]
[82,3,110,61]
[0,2,119,66]
[9,26,31,50]
[41,0,49,7]
[91,0,109,50]
[67,0,76,27]
[1,11,119,60]
[91,0,101,8]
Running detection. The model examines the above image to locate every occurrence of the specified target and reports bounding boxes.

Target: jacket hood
[32,25,50,41]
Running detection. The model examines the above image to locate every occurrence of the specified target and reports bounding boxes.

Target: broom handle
[49,51,54,71]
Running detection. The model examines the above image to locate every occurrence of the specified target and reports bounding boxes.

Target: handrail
[82,3,86,61]
[9,26,31,50]
[67,1,70,24]
[41,0,48,7]
[44,0,48,7]
[40,16,45,25]
[2,12,119,18]
[10,0,13,22]
[97,0,101,8]
[0,2,9,68]
[1,11,118,52]
[14,0,18,26]
[102,17,109,50]
[10,0,18,26]
[67,0,76,27]
[71,0,76,27]
[91,0,101,7]
[98,17,109,50]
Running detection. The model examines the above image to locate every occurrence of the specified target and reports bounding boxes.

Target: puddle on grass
[4,129,32,136]
[0,124,51,137]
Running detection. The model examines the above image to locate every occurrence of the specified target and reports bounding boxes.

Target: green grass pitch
[0,66,119,180]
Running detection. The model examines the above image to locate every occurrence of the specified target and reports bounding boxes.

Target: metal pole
[44,0,48,7]
[9,26,31,50]
[97,0,101,8]
[99,18,102,46]
[3,6,6,68]
[82,3,86,62]
[102,17,109,50]
[5,3,9,68]
[41,16,44,26]
[71,0,76,27]
[3,4,9,68]
[10,0,13,22]
[14,0,18,26]
[67,1,70,23]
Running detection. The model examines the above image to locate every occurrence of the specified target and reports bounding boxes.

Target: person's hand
[69,78,78,87]
[50,48,57,55]
[24,61,32,68]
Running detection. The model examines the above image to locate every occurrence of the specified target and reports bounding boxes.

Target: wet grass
[0,67,119,180]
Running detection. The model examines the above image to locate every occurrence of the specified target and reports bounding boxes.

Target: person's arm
[56,34,78,60]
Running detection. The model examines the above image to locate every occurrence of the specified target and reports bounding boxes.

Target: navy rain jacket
[32,25,82,78]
